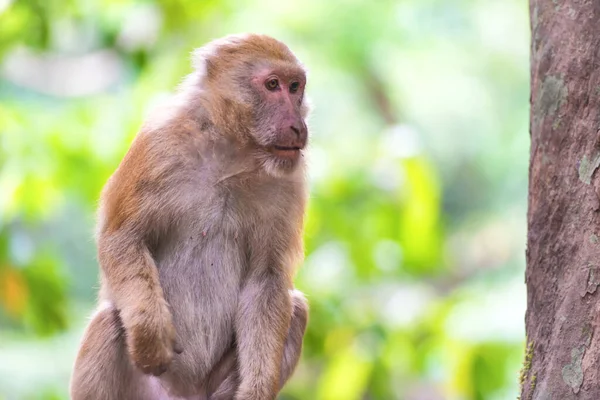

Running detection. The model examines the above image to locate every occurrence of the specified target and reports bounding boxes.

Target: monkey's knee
[290,289,308,335]
[279,290,308,387]
[71,305,149,400]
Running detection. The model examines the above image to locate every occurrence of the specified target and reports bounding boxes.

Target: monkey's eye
[289,81,300,94]
[265,78,280,91]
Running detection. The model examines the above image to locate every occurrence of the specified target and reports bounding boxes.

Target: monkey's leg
[70,304,161,400]
[208,289,308,400]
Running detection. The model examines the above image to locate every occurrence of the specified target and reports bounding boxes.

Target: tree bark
[525,1,600,399]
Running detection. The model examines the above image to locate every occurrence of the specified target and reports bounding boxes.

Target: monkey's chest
[153,191,284,319]
[153,225,246,382]
[156,222,247,309]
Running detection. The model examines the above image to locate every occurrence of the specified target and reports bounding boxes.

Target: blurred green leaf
[0,0,528,398]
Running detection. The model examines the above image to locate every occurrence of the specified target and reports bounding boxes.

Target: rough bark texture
[525,1,600,399]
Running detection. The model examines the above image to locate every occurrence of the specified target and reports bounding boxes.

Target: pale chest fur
[152,167,306,387]
[200,171,306,265]
[154,163,306,278]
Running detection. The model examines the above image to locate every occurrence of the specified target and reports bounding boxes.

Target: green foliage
[518,340,535,400]
[0,0,529,399]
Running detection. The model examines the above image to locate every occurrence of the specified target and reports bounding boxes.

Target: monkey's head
[192,34,310,176]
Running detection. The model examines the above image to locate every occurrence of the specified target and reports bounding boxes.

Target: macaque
[70,34,310,400]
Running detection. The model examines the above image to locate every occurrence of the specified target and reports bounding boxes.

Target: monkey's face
[249,65,309,175]
[193,34,310,176]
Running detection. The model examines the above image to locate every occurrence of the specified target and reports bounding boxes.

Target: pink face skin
[251,67,308,163]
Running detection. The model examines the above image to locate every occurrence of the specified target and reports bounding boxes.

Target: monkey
[69,33,311,400]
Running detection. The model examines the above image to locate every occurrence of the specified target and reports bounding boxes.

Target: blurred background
[0,0,529,399]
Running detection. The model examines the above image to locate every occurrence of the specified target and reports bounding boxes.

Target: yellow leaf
[0,267,29,317]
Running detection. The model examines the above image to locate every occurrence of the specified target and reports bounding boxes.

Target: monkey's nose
[290,124,301,137]
[289,121,307,142]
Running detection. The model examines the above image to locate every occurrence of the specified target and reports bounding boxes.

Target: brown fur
[70,34,310,400]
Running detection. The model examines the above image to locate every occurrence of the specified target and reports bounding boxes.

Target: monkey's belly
[155,231,245,396]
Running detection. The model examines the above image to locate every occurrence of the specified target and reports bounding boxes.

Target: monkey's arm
[234,264,293,400]
[97,227,178,376]
[230,203,307,399]
[96,132,183,376]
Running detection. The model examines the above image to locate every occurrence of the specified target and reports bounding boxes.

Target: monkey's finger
[151,363,168,376]
[173,340,184,354]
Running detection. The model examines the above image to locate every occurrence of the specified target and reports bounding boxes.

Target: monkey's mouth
[271,145,302,158]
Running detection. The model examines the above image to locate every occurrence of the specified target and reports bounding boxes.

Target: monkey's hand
[122,300,182,376]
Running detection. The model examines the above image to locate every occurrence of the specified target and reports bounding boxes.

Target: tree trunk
[525,1,600,399]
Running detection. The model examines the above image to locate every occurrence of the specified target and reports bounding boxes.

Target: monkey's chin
[260,151,303,177]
